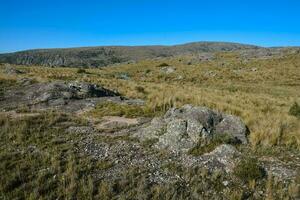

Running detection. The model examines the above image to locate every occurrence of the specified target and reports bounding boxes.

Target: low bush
[135,86,146,94]
[77,68,86,73]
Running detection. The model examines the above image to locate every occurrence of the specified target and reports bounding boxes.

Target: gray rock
[160,67,176,74]
[135,117,166,141]
[156,119,194,151]
[204,144,240,173]
[215,115,249,144]
[135,105,249,152]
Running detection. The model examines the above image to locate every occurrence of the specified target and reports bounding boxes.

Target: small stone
[222,180,229,186]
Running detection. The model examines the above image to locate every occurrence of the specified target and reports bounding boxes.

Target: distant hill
[0,42,260,68]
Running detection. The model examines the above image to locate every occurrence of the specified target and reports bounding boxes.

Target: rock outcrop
[27,81,118,104]
[0,81,120,112]
[136,104,249,152]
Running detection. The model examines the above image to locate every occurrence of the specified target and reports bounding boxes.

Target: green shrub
[135,86,146,94]
[234,157,265,182]
[77,68,86,73]
[144,69,151,74]
[289,102,300,118]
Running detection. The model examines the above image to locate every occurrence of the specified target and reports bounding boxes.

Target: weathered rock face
[203,144,241,173]
[136,105,249,152]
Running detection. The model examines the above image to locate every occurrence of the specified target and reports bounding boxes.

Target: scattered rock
[160,66,176,74]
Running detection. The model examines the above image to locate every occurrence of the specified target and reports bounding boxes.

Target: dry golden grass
[1,50,299,149]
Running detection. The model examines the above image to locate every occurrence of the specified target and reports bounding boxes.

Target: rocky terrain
[1,73,299,199]
[0,44,300,199]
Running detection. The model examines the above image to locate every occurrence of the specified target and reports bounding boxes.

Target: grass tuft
[188,134,238,156]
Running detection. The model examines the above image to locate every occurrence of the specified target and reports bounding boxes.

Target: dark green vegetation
[234,158,265,182]
[76,68,87,74]
[289,102,300,118]
[0,42,259,68]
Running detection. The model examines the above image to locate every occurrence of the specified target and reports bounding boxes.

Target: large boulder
[135,105,249,152]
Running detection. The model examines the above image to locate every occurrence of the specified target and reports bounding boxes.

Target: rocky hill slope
[0,42,260,67]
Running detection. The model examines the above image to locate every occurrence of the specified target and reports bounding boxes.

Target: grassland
[3,49,299,149]
[0,49,300,199]
[0,110,298,199]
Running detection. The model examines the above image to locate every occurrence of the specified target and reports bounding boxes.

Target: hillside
[0,42,260,67]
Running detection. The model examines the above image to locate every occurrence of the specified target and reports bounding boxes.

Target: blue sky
[0,0,300,52]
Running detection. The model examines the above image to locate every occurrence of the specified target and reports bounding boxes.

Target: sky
[0,0,300,53]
